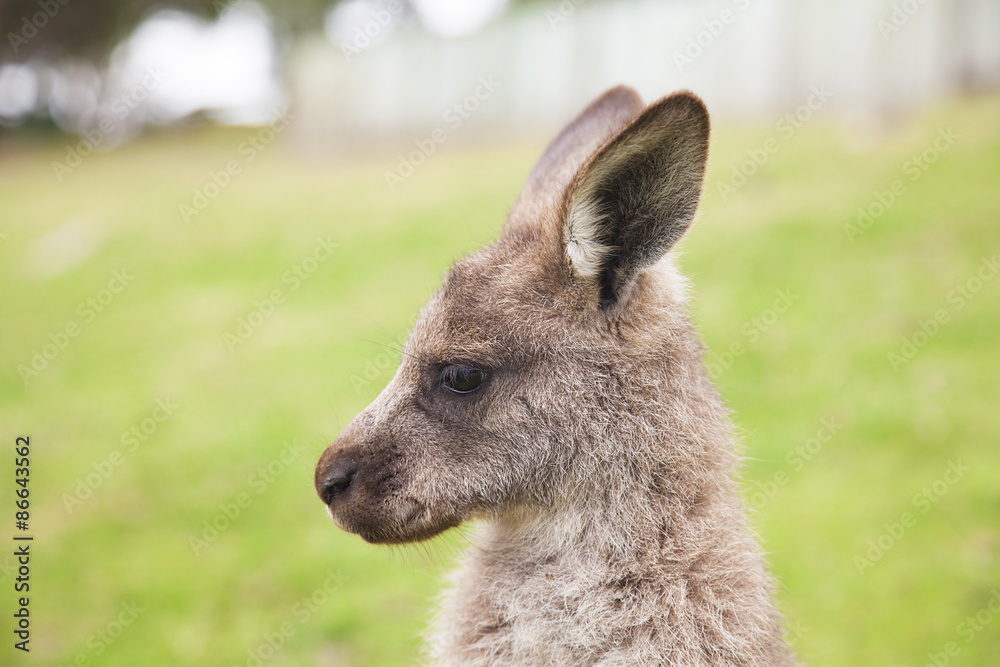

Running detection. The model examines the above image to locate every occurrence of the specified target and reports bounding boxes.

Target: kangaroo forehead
[442,241,564,314]
[408,245,568,362]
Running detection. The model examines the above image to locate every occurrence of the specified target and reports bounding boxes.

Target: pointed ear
[508,86,644,225]
[562,91,710,309]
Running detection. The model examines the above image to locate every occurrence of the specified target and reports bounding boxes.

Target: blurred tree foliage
[0,0,336,64]
[0,0,547,66]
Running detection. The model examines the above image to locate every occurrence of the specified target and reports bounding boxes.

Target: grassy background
[1,95,999,666]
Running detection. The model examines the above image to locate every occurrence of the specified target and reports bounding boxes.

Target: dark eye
[440,364,486,394]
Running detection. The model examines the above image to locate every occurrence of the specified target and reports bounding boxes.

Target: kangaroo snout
[314,448,357,506]
[314,418,461,544]
[314,434,392,543]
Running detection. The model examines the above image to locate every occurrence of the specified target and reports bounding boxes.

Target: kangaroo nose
[316,457,358,506]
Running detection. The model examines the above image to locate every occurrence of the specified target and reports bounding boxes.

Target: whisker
[356,337,434,368]
[350,307,402,344]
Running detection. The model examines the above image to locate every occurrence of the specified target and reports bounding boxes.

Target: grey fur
[315,86,800,666]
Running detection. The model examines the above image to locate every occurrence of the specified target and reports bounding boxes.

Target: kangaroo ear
[563,91,710,309]
[510,86,644,222]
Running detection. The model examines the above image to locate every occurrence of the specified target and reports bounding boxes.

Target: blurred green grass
[1,95,999,666]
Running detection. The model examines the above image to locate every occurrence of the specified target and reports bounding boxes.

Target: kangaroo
[314,86,799,666]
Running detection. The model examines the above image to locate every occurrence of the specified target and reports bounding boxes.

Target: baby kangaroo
[315,86,799,666]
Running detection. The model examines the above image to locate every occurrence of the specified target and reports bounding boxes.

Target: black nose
[317,459,357,506]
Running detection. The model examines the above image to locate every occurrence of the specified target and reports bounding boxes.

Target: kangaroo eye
[440,365,486,394]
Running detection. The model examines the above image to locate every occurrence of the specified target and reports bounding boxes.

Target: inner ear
[562,91,710,309]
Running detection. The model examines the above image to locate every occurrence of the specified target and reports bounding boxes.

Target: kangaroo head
[315,87,710,544]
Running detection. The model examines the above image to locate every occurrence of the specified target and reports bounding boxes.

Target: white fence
[290,0,1000,148]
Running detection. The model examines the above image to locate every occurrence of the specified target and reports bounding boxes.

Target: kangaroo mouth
[326,497,460,545]
[315,432,463,544]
